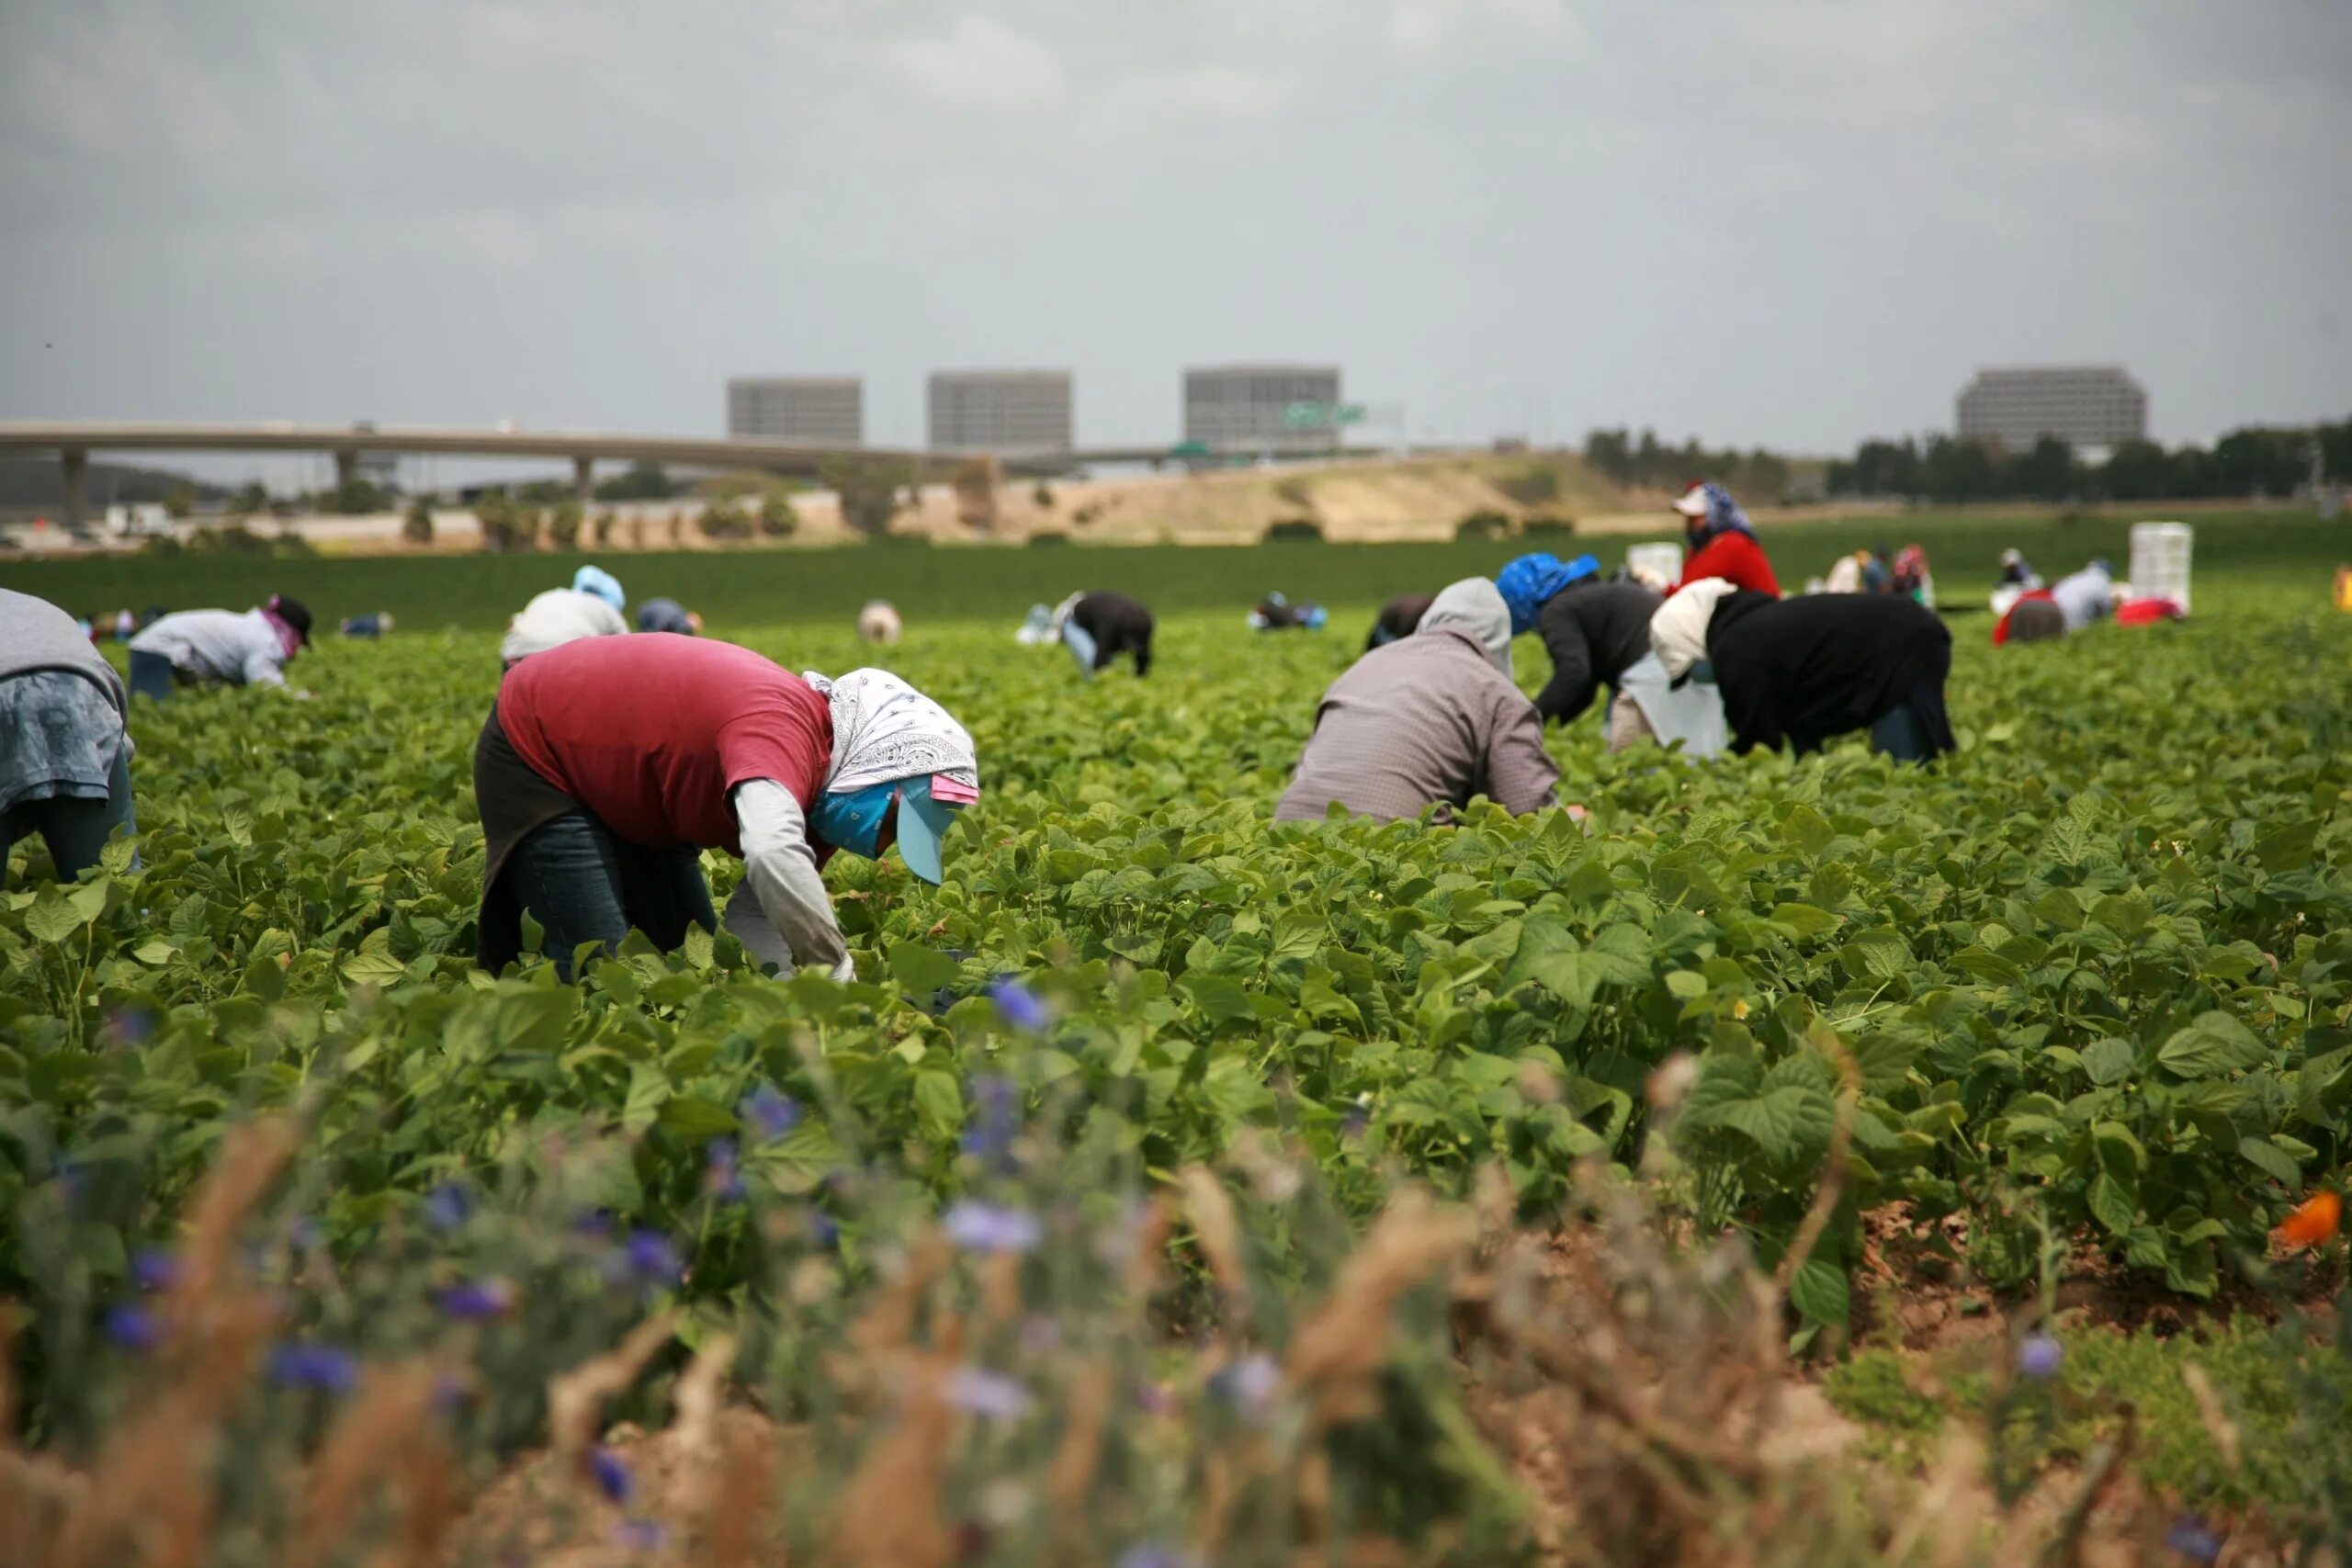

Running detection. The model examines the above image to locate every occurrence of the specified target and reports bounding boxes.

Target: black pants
[503,810,716,980]
[2,748,137,888]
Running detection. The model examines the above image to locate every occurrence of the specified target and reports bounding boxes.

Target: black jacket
[1069,591,1154,675]
[1706,591,1954,757]
[1532,580,1660,724]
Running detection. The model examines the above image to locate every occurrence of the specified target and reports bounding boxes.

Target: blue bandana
[1495,552,1600,636]
[808,781,897,858]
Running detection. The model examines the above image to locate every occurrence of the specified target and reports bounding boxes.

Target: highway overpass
[0,421,1306,526]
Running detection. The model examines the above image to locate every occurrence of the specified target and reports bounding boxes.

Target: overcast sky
[3,0,2346,479]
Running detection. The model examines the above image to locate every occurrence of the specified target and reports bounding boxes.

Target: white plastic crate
[1627,542,1683,587]
[2129,522,2193,613]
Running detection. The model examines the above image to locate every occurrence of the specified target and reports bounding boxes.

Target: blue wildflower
[2164,1515,2222,1564]
[613,1517,668,1552]
[961,1073,1020,1168]
[131,1247,180,1292]
[989,976,1050,1033]
[943,1201,1043,1255]
[1116,1543,1199,1568]
[2017,1332,2062,1381]
[269,1343,360,1393]
[1340,1101,1371,1142]
[625,1230,683,1285]
[588,1445,635,1505]
[1207,1352,1282,1416]
[808,1211,840,1250]
[286,1214,323,1254]
[423,1183,470,1232]
[740,1083,800,1142]
[706,1138,745,1201]
[105,1303,159,1351]
[944,1367,1032,1421]
[438,1279,516,1320]
[575,1209,616,1241]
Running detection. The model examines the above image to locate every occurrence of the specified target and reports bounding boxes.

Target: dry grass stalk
[702,1417,777,1568]
[829,1319,962,1568]
[978,1251,1023,1327]
[1178,1166,1251,1314]
[167,1118,296,1332]
[848,1229,950,1360]
[284,1363,441,1568]
[367,1432,463,1568]
[1285,1190,1475,1426]
[547,1310,677,1466]
[2179,1361,2242,1474]
[1123,1195,1173,1300]
[667,1331,736,1530]
[1046,1357,1114,1524]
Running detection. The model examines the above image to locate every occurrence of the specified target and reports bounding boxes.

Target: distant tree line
[1581,429,1791,505]
[1826,418,2351,503]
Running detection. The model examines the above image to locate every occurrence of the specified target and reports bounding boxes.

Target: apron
[1615,651,1728,760]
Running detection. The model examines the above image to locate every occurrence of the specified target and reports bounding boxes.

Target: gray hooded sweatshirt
[1275,578,1556,824]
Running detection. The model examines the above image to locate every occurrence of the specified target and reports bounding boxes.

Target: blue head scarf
[1495,552,1601,636]
[571,565,625,612]
[1682,483,1755,547]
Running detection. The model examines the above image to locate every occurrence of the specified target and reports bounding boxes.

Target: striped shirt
[1275,627,1560,824]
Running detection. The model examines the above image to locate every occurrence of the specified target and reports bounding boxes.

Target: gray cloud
[2,0,2346,467]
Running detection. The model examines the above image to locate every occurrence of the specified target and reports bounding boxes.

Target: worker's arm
[1486,696,1564,816]
[1530,609,1599,725]
[239,646,289,688]
[729,779,854,981]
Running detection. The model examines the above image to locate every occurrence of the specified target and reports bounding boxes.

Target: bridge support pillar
[60,448,88,530]
[333,449,358,494]
[573,455,594,504]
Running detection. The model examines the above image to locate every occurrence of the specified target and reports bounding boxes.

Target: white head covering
[1416,578,1515,678]
[799,668,979,795]
[1647,578,1740,680]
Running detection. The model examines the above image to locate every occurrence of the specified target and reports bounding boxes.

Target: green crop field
[5,525,2351,1562]
[8,506,2346,631]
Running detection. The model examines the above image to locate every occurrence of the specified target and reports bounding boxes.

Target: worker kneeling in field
[1650,579,1954,763]
[473,635,979,982]
[1053,590,1154,678]
[1276,578,1560,824]
[126,593,311,699]
[500,565,629,670]
[635,597,702,636]
[2,590,137,887]
[1497,549,1709,752]
[1363,592,1435,652]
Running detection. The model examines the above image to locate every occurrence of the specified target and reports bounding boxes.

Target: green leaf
[657,1094,739,1138]
[1781,803,1834,858]
[2253,818,2320,874]
[1664,970,1708,999]
[2079,1037,2137,1087]
[2087,1173,2138,1235]
[341,928,407,987]
[2237,1136,2301,1187]
[2155,1011,2267,1078]
[913,1068,965,1142]
[1788,1255,1849,1327]
[887,942,962,995]
[24,888,85,944]
[621,1065,673,1134]
[1768,902,1841,942]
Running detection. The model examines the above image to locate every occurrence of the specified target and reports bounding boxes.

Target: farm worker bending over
[126,594,311,700]
[1055,591,1155,678]
[2048,560,2118,633]
[500,566,628,669]
[1364,592,1435,652]
[1250,592,1328,631]
[858,600,902,646]
[1498,551,1651,728]
[473,635,979,982]
[1668,483,1780,598]
[1650,580,1955,763]
[636,597,702,636]
[1275,579,1559,824]
[1,590,136,887]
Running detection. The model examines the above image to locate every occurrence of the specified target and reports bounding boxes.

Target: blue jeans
[129,650,176,701]
[2,748,136,888]
[503,811,716,980]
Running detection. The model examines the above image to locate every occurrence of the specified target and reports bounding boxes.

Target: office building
[727,377,864,446]
[1183,364,1344,451]
[926,370,1073,454]
[1955,366,2146,453]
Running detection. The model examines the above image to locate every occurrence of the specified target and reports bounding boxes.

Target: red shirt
[1670,531,1780,598]
[497,635,833,854]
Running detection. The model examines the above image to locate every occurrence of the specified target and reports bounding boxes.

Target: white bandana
[801,667,980,795]
[1648,577,1739,680]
